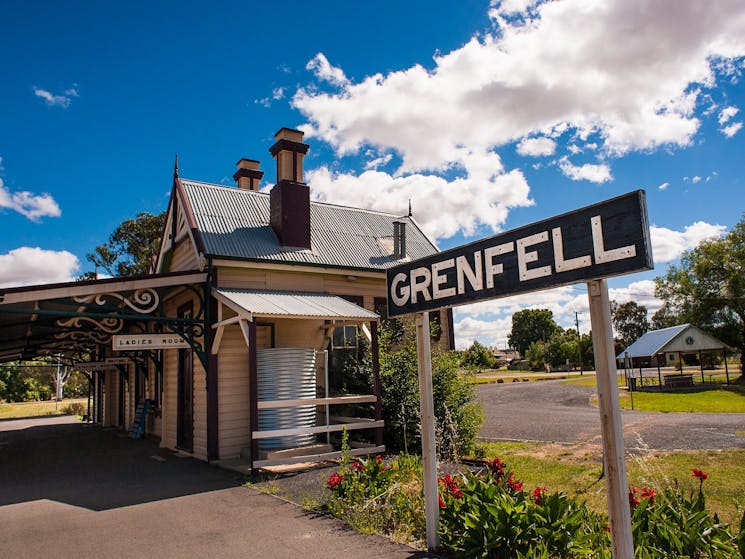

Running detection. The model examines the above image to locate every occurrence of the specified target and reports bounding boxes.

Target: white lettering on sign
[112,334,190,351]
[391,272,409,307]
[388,214,639,308]
[432,259,455,299]
[517,231,551,281]
[484,242,513,288]
[552,227,592,272]
[591,216,636,263]
[456,252,482,294]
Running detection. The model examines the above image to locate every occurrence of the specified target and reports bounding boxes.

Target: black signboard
[386,190,653,317]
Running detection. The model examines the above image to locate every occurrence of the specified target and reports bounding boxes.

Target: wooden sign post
[415,311,439,550]
[588,279,634,559]
[386,191,652,555]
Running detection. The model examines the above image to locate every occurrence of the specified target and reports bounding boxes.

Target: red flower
[351,460,365,472]
[506,473,523,493]
[327,472,344,489]
[640,487,656,505]
[438,474,463,499]
[438,494,446,509]
[376,455,383,463]
[628,487,641,510]
[486,457,506,480]
[692,468,708,481]
[532,486,546,505]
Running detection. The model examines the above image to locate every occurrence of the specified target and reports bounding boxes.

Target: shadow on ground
[0,419,244,511]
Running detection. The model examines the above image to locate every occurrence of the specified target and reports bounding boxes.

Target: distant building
[616,323,732,368]
[491,348,520,366]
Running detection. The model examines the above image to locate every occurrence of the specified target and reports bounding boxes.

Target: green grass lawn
[564,376,745,413]
[0,398,87,420]
[474,441,745,525]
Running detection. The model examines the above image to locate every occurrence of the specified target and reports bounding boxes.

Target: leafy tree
[460,340,496,370]
[84,211,166,277]
[508,309,560,356]
[611,300,650,348]
[651,302,679,330]
[524,328,584,371]
[655,215,745,377]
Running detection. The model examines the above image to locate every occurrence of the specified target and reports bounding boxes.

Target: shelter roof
[179,180,438,271]
[0,271,207,363]
[616,323,733,360]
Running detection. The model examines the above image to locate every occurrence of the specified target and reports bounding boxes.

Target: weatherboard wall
[161,291,208,461]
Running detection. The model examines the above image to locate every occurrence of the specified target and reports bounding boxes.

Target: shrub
[378,318,483,460]
[439,459,606,558]
[326,453,425,544]
[460,341,496,370]
[62,401,86,416]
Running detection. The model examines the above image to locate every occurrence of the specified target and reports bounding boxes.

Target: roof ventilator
[393,221,406,259]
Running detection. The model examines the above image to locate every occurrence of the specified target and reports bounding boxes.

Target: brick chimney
[269,128,311,249]
[233,159,264,191]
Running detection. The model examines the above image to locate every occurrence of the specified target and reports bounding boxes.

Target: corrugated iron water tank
[257,347,317,451]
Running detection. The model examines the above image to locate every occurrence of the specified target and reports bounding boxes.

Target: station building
[0,128,453,468]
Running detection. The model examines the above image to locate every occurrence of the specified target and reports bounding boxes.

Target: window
[332,325,358,350]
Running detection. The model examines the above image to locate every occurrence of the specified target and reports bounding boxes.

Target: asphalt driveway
[0,416,435,559]
[477,379,745,451]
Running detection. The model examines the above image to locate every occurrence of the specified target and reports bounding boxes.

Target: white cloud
[608,280,662,315]
[558,157,612,183]
[272,87,285,100]
[718,105,739,124]
[691,175,702,183]
[307,164,532,240]
[454,316,512,350]
[650,221,726,262]
[364,153,393,170]
[0,247,79,288]
[658,181,670,190]
[294,0,745,178]
[722,121,743,137]
[33,86,78,108]
[254,97,271,108]
[490,0,539,17]
[0,176,62,221]
[516,136,556,156]
[305,53,349,87]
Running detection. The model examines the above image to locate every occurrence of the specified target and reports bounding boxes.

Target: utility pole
[576,311,583,376]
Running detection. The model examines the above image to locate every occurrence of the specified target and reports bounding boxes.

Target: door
[176,304,194,451]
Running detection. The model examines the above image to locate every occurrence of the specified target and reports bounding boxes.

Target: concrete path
[0,417,435,559]
[477,379,745,451]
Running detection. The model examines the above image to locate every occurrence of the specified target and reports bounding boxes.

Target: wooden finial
[408,198,412,217]
[174,154,179,179]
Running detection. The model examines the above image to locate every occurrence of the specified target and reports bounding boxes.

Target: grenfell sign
[386,190,652,317]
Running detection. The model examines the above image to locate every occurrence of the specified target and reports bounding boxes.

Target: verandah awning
[212,288,379,321]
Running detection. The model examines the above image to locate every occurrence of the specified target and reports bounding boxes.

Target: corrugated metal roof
[214,288,379,320]
[616,324,689,359]
[181,180,438,271]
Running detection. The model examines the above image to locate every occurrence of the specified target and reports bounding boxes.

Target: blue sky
[1,0,744,348]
